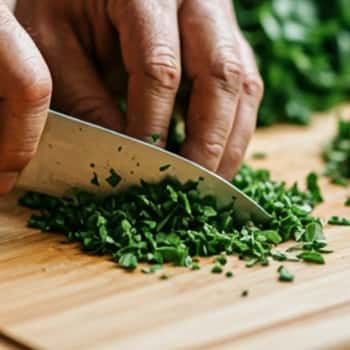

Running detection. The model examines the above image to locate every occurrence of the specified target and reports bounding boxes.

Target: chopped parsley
[323,119,350,186]
[106,168,122,188]
[150,134,160,144]
[225,271,234,278]
[328,216,350,226]
[278,265,294,282]
[19,164,330,279]
[159,164,171,172]
[90,172,100,186]
[211,265,223,274]
[241,289,249,298]
[252,152,267,160]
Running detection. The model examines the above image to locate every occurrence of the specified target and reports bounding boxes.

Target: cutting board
[0,107,350,350]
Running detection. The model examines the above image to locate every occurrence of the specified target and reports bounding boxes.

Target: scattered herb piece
[90,172,100,186]
[345,198,350,206]
[271,251,287,261]
[150,134,160,144]
[159,164,171,172]
[118,253,138,270]
[141,265,162,274]
[306,172,323,204]
[159,274,169,280]
[278,265,294,282]
[328,216,350,226]
[241,289,249,298]
[323,119,350,186]
[245,258,258,268]
[191,262,201,270]
[252,152,267,160]
[211,265,223,274]
[225,271,234,278]
[106,168,122,188]
[215,254,228,266]
[297,251,325,264]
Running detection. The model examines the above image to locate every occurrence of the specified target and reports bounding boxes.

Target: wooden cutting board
[0,107,350,350]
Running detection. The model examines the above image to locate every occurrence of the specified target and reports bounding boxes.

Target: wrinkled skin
[0,0,263,194]
[0,0,52,194]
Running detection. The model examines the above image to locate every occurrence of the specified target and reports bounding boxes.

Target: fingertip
[0,172,18,195]
[181,138,224,173]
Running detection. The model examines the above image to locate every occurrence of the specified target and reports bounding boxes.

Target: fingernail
[0,172,18,194]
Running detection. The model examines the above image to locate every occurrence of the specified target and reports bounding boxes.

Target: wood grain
[0,107,350,350]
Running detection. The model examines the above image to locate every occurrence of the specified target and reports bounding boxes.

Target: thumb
[0,2,52,194]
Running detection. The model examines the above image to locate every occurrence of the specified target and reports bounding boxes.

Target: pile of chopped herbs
[19,164,330,274]
[235,0,350,126]
[323,119,350,186]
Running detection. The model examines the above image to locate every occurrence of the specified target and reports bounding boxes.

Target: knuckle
[210,45,243,94]
[60,95,109,124]
[227,146,244,166]
[244,74,264,101]
[143,45,181,92]
[200,139,226,163]
[17,68,52,105]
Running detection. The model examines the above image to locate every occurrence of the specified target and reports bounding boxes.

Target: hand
[16,0,263,179]
[0,0,52,194]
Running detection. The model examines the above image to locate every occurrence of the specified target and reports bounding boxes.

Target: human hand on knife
[14,0,263,181]
[0,0,52,194]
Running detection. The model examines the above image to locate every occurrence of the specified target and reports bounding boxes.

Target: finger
[27,21,125,131]
[0,2,52,194]
[108,0,181,146]
[179,0,242,171]
[218,37,264,179]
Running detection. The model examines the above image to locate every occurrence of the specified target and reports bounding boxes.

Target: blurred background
[235,0,350,126]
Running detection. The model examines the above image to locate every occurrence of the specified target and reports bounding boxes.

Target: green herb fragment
[245,258,258,268]
[106,168,122,188]
[345,198,350,206]
[328,216,350,226]
[306,173,323,204]
[278,265,294,282]
[215,254,227,266]
[225,271,234,278]
[119,253,138,270]
[90,172,100,186]
[297,251,325,264]
[159,274,169,280]
[211,265,223,274]
[141,265,162,274]
[323,119,350,186]
[149,134,160,144]
[271,251,287,261]
[332,176,348,187]
[241,290,248,298]
[252,152,267,160]
[159,164,171,172]
[191,262,200,270]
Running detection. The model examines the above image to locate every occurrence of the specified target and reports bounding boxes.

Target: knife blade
[16,110,270,224]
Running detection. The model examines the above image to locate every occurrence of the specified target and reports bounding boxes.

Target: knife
[16,110,270,224]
